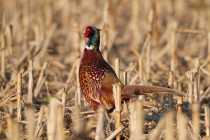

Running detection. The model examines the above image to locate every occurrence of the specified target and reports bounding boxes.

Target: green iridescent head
[85,26,101,50]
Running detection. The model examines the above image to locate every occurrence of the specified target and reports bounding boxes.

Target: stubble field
[0,0,210,139]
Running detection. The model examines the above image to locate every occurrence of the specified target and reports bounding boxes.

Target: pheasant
[79,26,184,111]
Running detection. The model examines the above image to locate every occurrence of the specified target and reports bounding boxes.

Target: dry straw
[17,73,22,122]
[75,59,82,106]
[0,12,6,79]
[47,98,64,140]
[65,61,76,86]
[168,70,174,108]
[56,105,65,140]
[187,71,193,104]
[129,100,144,140]
[170,20,177,73]
[123,71,127,86]
[95,107,105,140]
[35,106,45,138]
[204,105,210,137]
[192,102,200,140]
[146,35,151,81]
[177,112,187,140]
[193,58,200,102]
[113,83,122,140]
[28,60,33,104]
[102,1,109,61]
[177,83,183,113]
[34,62,49,98]
[139,58,143,82]
[73,104,83,133]
[208,32,210,72]
[26,106,36,140]
[130,0,141,49]
[165,112,175,140]
[106,126,125,140]
[62,88,67,107]
[0,32,6,79]
[6,115,19,140]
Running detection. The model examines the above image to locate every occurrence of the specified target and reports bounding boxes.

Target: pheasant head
[84,26,101,50]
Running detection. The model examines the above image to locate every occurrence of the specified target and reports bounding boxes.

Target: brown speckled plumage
[79,26,185,111]
[79,48,122,110]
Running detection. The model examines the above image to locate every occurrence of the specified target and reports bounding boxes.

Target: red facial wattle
[85,27,92,38]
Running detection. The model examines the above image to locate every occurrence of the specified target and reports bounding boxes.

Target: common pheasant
[79,26,184,111]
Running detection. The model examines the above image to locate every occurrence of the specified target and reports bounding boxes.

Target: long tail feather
[122,85,185,97]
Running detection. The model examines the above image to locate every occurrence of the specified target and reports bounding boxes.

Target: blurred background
[0,0,210,139]
[0,0,210,82]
